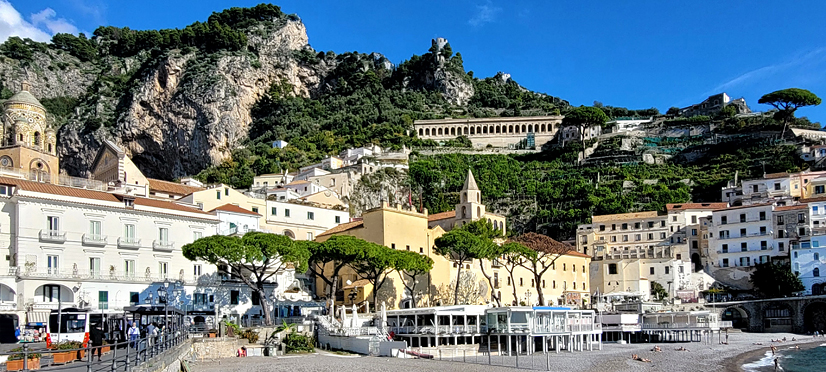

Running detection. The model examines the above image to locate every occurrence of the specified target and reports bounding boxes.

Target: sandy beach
[194,332,823,372]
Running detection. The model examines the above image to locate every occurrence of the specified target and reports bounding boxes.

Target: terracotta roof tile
[800,197,826,203]
[774,204,808,211]
[428,210,456,222]
[147,178,204,196]
[666,202,729,211]
[713,203,773,212]
[591,211,660,223]
[763,172,790,180]
[318,220,363,237]
[565,250,591,258]
[0,176,212,215]
[209,203,261,216]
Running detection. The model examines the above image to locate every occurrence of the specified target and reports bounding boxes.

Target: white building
[211,204,261,236]
[264,199,349,241]
[0,175,220,329]
[798,198,826,295]
[607,117,653,133]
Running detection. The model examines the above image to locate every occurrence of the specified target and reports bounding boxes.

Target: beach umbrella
[351,304,359,328]
[380,302,387,329]
[340,305,347,327]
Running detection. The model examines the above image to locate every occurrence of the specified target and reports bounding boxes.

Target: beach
[194,332,822,372]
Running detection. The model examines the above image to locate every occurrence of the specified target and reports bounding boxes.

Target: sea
[742,344,826,372]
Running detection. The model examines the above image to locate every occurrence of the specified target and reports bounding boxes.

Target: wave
[742,351,776,372]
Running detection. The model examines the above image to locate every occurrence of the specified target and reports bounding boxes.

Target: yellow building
[0,83,58,182]
[315,173,590,310]
[427,170,507,234]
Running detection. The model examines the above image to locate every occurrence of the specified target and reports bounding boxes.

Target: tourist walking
[90,324,104,361]
[128,322,140,348]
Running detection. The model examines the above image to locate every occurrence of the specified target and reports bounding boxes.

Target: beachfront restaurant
[599,313,643,343]
[386,305,490,347]
[641,311,730,343]
[485,307,602,355]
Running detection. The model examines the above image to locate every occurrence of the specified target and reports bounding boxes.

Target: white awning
[27,310,50,325]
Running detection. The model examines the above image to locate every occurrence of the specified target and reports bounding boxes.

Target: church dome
[5,90,45,111]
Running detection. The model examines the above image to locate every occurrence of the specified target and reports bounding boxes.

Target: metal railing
[0,330,189,372]
[82,234,108,246]
[152,240,175,251]
[117,238,141,249]
[39,230,66,243]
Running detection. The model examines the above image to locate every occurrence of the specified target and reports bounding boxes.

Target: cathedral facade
[0,83,58,182]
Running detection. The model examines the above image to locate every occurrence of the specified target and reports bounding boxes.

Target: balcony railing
[17,267,210,284]
[118,237,141,249]
[82,234,108,246]
[39,230,66,243]
[642,322,727,330]
[152,240,175,251]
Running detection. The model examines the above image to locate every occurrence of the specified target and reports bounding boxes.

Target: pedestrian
[14,327,20,342]
[774,357,779,372]
[128,322,140,348]
[90,324,104,362]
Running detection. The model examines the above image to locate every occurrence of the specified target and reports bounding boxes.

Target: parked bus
[47,308,128,346]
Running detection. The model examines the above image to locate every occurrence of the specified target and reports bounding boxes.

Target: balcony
[39,230,66,243]
[117,237,141,249]
[82,234,108,246]
[153,240,175,251]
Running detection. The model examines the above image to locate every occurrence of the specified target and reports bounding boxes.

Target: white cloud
[0,0,51,42]
[469,1,502,27]
[709,47,826,94]
[0,1,81,43]
[31,8,79,35]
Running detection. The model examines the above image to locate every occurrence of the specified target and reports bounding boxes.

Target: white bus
[47,308,126,346]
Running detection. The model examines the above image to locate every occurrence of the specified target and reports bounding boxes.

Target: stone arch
[488,126,494,134]
[462,206,467,219]
[509,125,513,133]
[418,128,423,136]
[463,127,468,135]
[0,156,12,168]
[803,301,826,333]
[483,126,488,134]
[721,306,750,330]
[450,127,456,136]
[477,194,480,203]
[477,206,481,216]
[521,124,526,132]
[283,230,295,239]
[470,127,475,135]
[34,284,74,303]
[33,131,41,147]
[425,128,430,136]
[691,253,702,272]
[438,128,443,136]
[476,126,481,134]
[495,126,500,134]
[528,124,533,133]
[541,124,546,132]
[814,282,826,295]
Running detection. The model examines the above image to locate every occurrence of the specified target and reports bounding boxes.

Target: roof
[428,210,456,222]
[565,250,590,259]
[5,90,44,110]
[763,172,790,180]
[147,178,204,196]
[774,204,808,211]
[209,203,261,216]
[463,169,479,191]
[800,197,826,203]
[666,202,729,211]
[0,176,212,215]
[713,203,773,212]
[318,220,364,237]
[343,279,370,289]
[287,180,311,185]
[591,211,659,223]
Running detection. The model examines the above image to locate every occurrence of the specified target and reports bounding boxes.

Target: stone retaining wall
[192,337,247,360]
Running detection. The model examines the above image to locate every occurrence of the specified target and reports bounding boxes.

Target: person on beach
[651,345,662,352]
[770,344,777,355]
[774,357,779,372]
[674,347,689,351]
[631,354,651,363]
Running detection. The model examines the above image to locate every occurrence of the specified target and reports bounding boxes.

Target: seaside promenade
[194,332,820,372]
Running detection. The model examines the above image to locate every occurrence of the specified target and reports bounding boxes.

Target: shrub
[284,332,314,353]
[8,347,42,360]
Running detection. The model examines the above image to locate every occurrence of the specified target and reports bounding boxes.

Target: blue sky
[3,0,826,124]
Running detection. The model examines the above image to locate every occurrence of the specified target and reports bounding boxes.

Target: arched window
[489,126,494,133]
[451,127,456,136]
[418,129,423,136]
[470,127,475,135]
[477,194,480,203]
[528,125,533,133]
[48,144,52,152]
[463,192,467,202]
[438,128,443,136]
[815,268,821,277]
[477,206,481,216]
[483,126,487,134]
[495,126,500,133]
[464,127,468,135]
[462,206,467,218]
[425,128,430,136]
[509,125,513,133]
[521,125,526,132]
[541,124,546,132]
[33,132,41,147]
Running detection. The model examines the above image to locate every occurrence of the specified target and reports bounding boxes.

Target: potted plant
[100,341,110,354]
[6,348,41,371]
[208,328,217,338]
[50,342,77,365]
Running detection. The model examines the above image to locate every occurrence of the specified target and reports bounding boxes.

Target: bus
[47,308,128,346]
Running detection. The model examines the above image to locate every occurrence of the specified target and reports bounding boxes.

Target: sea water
[742,345,826,372]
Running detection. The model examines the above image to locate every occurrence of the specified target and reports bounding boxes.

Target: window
[47,255,59,274]
[573,265,576,272]
[660,232,666,239]
[124,260,135,278]
[779,242,785,252]
[391,243,396,249]
[335,216,341,224]
[124,224,136,242]
[752,185,758,192]
[722,258,729,267]
[89,220,101,239]
[608,263,618,275]
[800,227,806,236]
[691,216,697,224]
[573,282,577,290]
[622,235,628,242]
[621,223,628,230]
[647,233,653,240]
[98,291,108,309]
[759,211,766,221]
[816,185,825,194]
[420,247,424,253]
[582,265,585,272]
[130,292,139,305]
[815,253,821,260]
[650,267,655,275]
[599,225,606,231]
[692,229,698,236]
[672,216,677,222]
[193,231,203,241]
[194,293,208,305]
[43,285,60,302]
[519,278,524,287]
[660,221,666,227]
[741,242,748,252]
[542,280,546,288]
[634,222,640,229]
[814,241,821,248]
[799,213,806,223]
[531,279,535,287]
[778,215,784,225]
[307,232,313,240]
[230,290,240,305]
[216,191,221,200]
[563,263,567,271]
[507,277,511,286]
[252,207,258,213]
[774,182,781,191]
[47,216,59,232]
[740,214,746,223]
[815,206,820,214]
[815,268,821,277]
[635,234,641,241]
[271,207,277,216]
[194,264,202,276]
[722,244,728,253]
[225,189,229,196]
[307,211,315,220]
[721,216,727,225]
[740,228,747,237]
[760,226,767,235]
[89,257,100,278]
[553,280,557,289]
[761,241,768,250]
[159,262,168,279]
[159,227,169,244]
[285,209,291,217]
[665,266,670,275]
[252,291,260,306]
[611,224,616,231]
[648,222,654,228]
